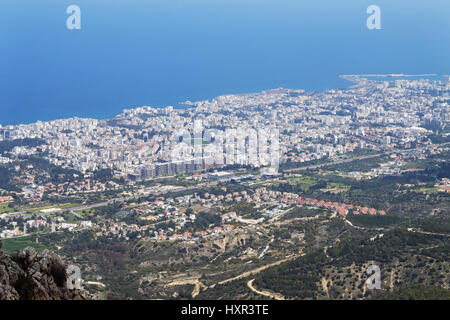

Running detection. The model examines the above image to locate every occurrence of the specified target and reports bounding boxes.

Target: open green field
[0,203,16,214]
[413,186,440,194]
[320,182,350,194]
[60,211,82,223]
[75,208,96,217]
[1,237,51,253]
[270,176,318,191]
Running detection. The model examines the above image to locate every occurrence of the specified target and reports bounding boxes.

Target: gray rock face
[0,247,92,300]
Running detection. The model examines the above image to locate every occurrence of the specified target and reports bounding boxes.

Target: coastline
[0,74,444,127]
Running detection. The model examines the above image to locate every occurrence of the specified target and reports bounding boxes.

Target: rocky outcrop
[0,246,92,300]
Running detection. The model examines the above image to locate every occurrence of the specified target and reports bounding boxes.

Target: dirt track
[166,279,206,298]
[247,279,286,300]
[217,255,299,285]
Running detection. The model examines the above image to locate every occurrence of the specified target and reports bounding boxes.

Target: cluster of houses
[229,188,386,217]
[1,178,389,242]
[0,213,94,239]
[437,178,450,193]
[95,185,389,242]
[162,224,234,241]
[96,218,235,242]
[0,196,13,203]
[297,197,386,217]
[5,162,123,204]
[43,179,121,196]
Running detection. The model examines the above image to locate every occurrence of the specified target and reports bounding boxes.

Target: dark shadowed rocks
[0,246,92,300]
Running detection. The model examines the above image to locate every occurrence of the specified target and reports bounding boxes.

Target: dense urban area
[0,75,449,300]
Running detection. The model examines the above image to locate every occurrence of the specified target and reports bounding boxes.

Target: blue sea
[1,0,449,125]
